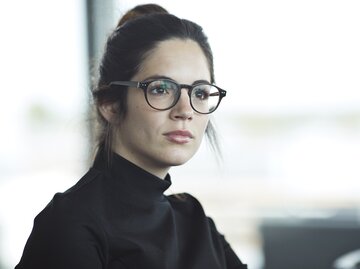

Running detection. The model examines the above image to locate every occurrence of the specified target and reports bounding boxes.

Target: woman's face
[112,38,211,178]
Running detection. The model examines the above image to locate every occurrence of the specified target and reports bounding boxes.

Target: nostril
[174,111,193,120]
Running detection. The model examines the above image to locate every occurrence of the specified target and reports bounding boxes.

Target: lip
[163,130,194,144]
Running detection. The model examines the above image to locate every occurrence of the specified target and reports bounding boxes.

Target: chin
[167,159,189,167]
[161,150,196,167]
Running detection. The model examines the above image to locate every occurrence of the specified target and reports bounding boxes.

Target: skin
[101,38,211,178]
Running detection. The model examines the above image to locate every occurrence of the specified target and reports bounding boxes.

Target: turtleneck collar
[92,150,172,204]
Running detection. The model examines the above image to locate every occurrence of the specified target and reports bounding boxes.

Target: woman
[16,4,247,269]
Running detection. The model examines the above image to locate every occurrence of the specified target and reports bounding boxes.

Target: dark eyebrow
[142,75,211,85]
[193,79,211,85]
[143,75,172,81]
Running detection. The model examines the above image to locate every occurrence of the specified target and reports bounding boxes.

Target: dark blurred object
[260,208,360,269]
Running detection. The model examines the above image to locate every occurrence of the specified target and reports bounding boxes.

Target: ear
[99,103,117,123]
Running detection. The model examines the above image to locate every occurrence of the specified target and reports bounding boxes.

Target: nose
[170,88,193,120]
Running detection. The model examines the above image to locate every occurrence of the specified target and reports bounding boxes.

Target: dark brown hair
[117,4,168,27]
[92,4,219,161]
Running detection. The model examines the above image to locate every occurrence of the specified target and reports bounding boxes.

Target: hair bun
[117,4,169,27]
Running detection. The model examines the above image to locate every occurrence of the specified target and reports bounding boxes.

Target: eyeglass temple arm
[210,89,227,97]
[109,81,140,88]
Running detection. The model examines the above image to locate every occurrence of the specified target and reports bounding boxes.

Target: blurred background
[0,0,359,268]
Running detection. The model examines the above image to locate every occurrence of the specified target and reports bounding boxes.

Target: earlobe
[99,104,117,123]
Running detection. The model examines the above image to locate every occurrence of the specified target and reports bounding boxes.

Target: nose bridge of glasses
[173,84,193,109]
[178,84,193,97]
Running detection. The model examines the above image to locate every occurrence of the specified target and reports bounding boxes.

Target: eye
[147,80,176,96]
[149,86,168,95]
[193,85,210,100]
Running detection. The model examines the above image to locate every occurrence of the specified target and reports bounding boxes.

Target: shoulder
[167,192,203,205]
[167,192,207,216]
[61,167,102,197]
[35,168,104,227]
[54,168,103,206]
[25,169,107,255]
[16,169,109,268]
[167,193,220,231]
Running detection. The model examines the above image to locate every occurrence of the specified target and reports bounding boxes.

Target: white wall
[0,1,88,268]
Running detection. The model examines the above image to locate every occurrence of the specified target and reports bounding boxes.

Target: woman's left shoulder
[166,192,206,213]
[167,192,200,203]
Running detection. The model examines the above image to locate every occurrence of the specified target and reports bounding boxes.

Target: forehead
[133,38,211,84]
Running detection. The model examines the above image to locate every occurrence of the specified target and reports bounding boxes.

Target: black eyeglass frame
[109,79,227,114]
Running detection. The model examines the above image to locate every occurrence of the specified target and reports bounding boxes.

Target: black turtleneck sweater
[16,152,247,269]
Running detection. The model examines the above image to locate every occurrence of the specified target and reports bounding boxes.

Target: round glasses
[109,79,226,114]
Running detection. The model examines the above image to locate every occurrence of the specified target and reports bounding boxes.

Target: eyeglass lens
[145,80,220,113]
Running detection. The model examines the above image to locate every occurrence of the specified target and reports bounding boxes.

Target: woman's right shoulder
[60,168,102,196]
[16,169,109,268]
[35,168,105,225]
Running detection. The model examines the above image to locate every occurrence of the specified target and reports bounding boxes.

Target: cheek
[126,94,156,125]
[130,110,167,136]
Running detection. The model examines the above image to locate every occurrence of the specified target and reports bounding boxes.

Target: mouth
[163,130,194,144]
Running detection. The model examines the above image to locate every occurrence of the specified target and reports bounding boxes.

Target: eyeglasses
[109,79,226,114]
